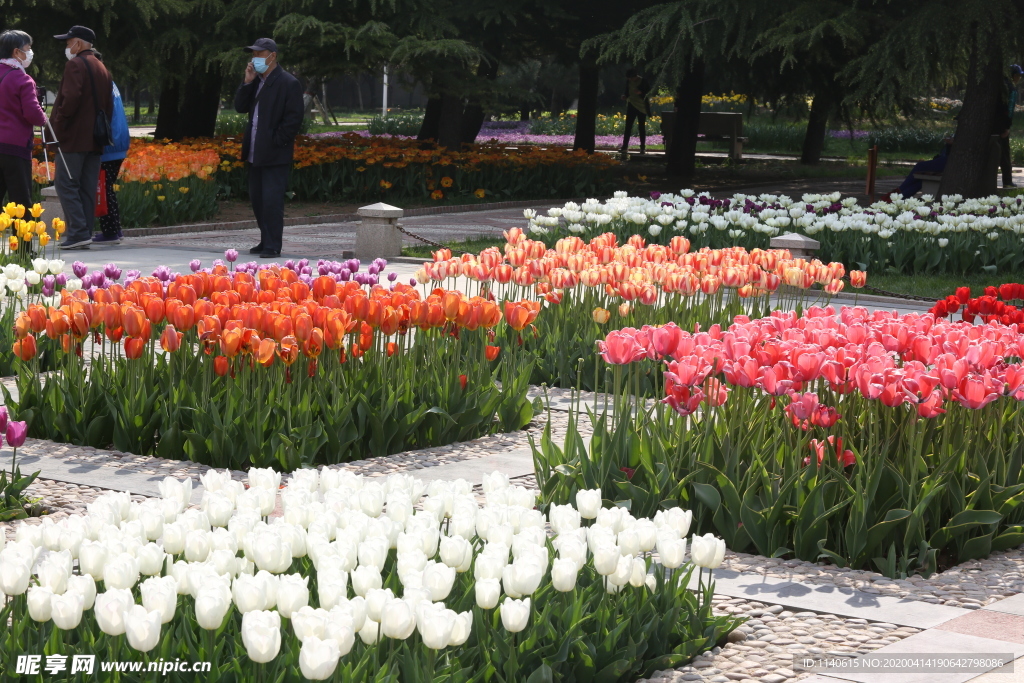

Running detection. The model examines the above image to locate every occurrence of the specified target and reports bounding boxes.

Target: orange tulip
[485,345,500,361]
[124,337,145,360]
[850,270,867,288]
[13,334,36,361]
[161,325,183,353]
[213,356,229,376]
[304,327,324,358]
[220,328,243,357]
[592,307,610,324]
[26,304,46,333]
[258,338,277,367]
[277,335,299,366]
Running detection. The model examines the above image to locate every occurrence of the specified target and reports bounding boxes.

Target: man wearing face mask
[50,25,113,250]
[0,30,47,208]
[234,38,304,259]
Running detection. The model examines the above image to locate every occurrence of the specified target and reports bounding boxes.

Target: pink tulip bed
[534,305,1024,577]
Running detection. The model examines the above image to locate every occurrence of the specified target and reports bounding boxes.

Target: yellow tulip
[9,236,18,251]
[30,203,44,218]
[178,187,189,194]
[157,196,166,201]
[39,233,50,246]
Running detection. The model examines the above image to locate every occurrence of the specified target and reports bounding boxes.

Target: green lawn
[864,271,1024,301]
[402,236,506,259]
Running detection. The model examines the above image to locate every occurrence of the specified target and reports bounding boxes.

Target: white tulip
[196,584,232,630]
[299,636,341,680]
[380,598,416,640]
[291,606,328,641]
[575,489,602,519]
[103,552,140,590]
[475,578,501,609]
[136,543,166,576]
[50,590,85,629]
[241,610,281,664]
[95,588,134,635]
[124,605,162,653]
[690,533,726,569]
[66,574,96,610]
[365,588,395,622]
[28,585,53,621]
[351,565,382,597]
[422,561,456,601]
[499,596,530,633]
[276,573,309,618]
[438,535,473,572]
[357,619,379,645]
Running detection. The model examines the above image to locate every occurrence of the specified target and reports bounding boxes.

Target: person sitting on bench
[896,136,953,198]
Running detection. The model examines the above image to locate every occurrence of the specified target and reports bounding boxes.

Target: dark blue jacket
[233,66,304,167]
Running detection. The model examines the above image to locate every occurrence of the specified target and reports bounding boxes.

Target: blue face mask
[252,57,269,74]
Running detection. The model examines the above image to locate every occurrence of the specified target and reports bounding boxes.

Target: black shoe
[259,250,281,259]
[60,239,92,250]
[639,146,646,155]
[249,243,264,254]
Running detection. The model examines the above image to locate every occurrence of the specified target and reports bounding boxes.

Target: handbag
[80,54,113,148]
[94,168,108,217]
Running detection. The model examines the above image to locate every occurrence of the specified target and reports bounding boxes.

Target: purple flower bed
[828,129,870,139]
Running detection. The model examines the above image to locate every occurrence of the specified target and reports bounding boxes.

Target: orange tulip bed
[417,229,863,390]
[9,258,540,471]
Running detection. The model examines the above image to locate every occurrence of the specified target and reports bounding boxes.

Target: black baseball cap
[54,26,96,43]
[243,38,278,53]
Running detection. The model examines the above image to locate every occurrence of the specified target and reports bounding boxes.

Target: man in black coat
[234,38,304,258]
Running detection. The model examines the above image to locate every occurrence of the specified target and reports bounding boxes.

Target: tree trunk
[417,97,443,141]
[941,28,1004,198]
[460,57,501,145]
[132,80,141,124]
[153,70,223,140]
[801,90,833,164]
[573,57,599,153]
[519,106,530,122]
[437,93,465,150]
[667,60,705,177]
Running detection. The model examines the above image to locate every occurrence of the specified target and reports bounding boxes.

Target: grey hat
[243,38,278,53]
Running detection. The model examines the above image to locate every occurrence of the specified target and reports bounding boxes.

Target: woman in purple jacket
[0,30,47,207]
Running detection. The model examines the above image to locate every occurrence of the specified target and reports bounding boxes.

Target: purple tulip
[284,259,295,270]
[42,284,54,297]
[212,259,225,269]
[91,271,106,288]
[318,264,330,276]
[125,269,141,282]
[298,259,309,270]
[387,272,398,282]
[0,406,9,434]
[338,269,351,281]
[80,274,93,288]
[409,278,417,286]
[330,262,343,275]
[72,261,87,278]
[6,420,27,448]
[152,266,171,282]
[55,273,67,287]
[367,265,380,276]
[367,275,378,286]
[225,249,239,263]
[650,191,661,200]
[300,266,312,276]
[190,259,202,272]
[347,259,360,272]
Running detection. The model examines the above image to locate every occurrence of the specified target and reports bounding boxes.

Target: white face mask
[65,47,75,61]
[18,49,33,69]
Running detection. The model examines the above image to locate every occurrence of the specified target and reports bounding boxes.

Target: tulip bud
[196,585,232,630]
[95,588,134,636]
[27,585,53,621]
[499,596,530,633]
[66,574,96,610]
[438,535,473,572]
[475,577,501,609]
[141,576,178,624]
[592,544,620,575]
[125,605,163,652]
[380,599,416,640]
[277,573,309,618]
[689,533,726,569]
[551,557,579,592]
[575,489,602,519]
[291,606,328,641]
[50,590,85,629]
[103,552,140,590]
[241,610,282,664]
[357,619,379,645]
[299,636,341,680]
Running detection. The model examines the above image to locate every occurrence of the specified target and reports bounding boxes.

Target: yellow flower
[356,166,366,172]
[379,179,393,189]
[440,176,453,188]
[144,190,150,196]
[178,187,189,194]
[35,222,46,235]
[39,233,50,246]
[473,188,486,199]
[157,196,166,201]
[52,217,65,234]
[113,184,120,191]
[430,189,444,200]
[8,236,18,251]
[153,183,162,190]
[30,203,44,218]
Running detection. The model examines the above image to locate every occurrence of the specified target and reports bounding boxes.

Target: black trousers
[0,154,32,208]
[999,136,1014,186]
[622,103,648,151]
[98,158,124,237]
[247,163,290,253]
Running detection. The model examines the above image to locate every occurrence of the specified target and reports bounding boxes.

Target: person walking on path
[621,68,651,156]
[234,37,304,259]
[0,30,47,208]
[50,25,113,250]
[998,64,1022,189]
[92,51,129,245]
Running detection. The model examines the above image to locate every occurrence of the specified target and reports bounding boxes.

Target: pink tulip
[598,331,647,365]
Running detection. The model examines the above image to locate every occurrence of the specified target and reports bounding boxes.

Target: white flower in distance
[690,533,726,569]
[136,543,166,576]
[247,468,281,491]
[158,477,193,508]
[94,588,134,636]
[124,605,163,653]
[184,529,212,563]
[575,489,601,519]
[500,596,530,633]
[50,590,85,630]
[242,610,282,664]
[36,557,68,594]
[380,599,416,640]
[299,636,341,680]
[938,238,949,247]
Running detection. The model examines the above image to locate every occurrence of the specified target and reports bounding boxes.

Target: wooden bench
[661,111,747,160]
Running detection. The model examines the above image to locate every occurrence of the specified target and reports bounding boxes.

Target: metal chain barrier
[858,283,937,303]
[395,223,450,251]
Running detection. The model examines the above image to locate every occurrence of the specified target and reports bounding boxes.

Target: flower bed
[528,191,1024,276]
[10,255,539,470]
[0,471,739,681]
[534,306,1024,577]
[931,284,1024,325]
[419,229,859,390]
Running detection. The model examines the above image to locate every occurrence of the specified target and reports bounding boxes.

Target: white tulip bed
[527,190,1024,275]
[0,469,738,682]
